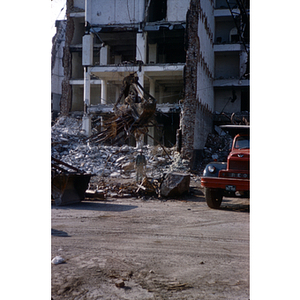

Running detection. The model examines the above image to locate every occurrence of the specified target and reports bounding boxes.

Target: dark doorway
[241,87,250,112]
[155,112,180,147]
[148,0,167,22]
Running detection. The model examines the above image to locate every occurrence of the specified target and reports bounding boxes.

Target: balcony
[214,43,243,52]
[213,79,249,87]
[214,8,240,18]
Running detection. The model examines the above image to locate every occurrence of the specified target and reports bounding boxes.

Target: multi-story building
[51,20,66,120]
[55,0,249,163]
[213,0,249,120]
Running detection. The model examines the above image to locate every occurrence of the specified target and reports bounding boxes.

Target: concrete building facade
[213,0,249,119]
[53,0,249,164]
[51,20,66,119]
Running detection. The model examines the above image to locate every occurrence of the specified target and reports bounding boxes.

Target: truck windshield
[234,136,249,149]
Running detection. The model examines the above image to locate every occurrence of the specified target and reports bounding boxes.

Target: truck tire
[204,188,223,209]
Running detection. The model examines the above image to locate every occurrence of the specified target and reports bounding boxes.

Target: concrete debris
[52,115,232,199]
[52,115,86,144]
[96,179,138,198]
[115,280,125,288]
[52,116,179,179]
[52,256,65,265]
[85,189,105,199]
[160,172,190,197]
[136,177,156,194]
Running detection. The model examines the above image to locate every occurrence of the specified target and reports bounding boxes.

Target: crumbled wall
[180,0,199,161]
[167,0,190,21]
[60,0,74,115]
[51,20,66,112]
[180,0,214,166]
[89,0,144,24]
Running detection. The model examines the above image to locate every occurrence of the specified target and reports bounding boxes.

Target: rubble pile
[51,116,233,199]
[51,116,188,181]
[51,115,89,143]
[51,116,232,176]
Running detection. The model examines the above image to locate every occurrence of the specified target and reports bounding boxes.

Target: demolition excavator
[52,73,159,205]
[89,72,157,145]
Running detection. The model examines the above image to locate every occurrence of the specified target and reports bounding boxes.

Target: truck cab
[201,125,250,208]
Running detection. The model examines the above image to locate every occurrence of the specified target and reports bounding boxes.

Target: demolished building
[51,19,66,120]
[52,0,249,166]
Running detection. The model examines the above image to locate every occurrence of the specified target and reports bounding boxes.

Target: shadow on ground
[51,228,71,237]
[51,201,138,212]
[220,198,250,213]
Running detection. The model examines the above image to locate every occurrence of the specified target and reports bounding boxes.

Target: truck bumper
[201,176,250,191]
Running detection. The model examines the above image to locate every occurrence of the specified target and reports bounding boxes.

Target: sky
[51,0,67,38]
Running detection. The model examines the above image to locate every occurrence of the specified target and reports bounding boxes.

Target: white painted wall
[136,32,147,62]
[51,41,64,95]
[194,0,215,150]
[167,0,190,21]
[79,0,190,23]
[196,0,214,112]
[51,21,66,112]
[86,0,145,25]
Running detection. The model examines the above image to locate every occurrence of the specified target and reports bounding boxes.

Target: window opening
[148,0,167,22]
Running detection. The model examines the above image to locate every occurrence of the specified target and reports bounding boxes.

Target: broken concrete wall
[167,0,190,21]
[180,0,214,167]
[194,0,214,150]
[51,20,66,115]
[88,0,145,24]
[160,172,190,197]
[60,0,74,115]
[180,0,199,161]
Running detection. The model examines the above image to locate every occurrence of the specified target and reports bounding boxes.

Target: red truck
[201,125,250,208]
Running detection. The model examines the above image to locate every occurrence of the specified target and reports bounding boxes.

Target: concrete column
[82,66,91,136]
[136,32,146,93]
[85,0,92,24]
[83,67,91,107]
[115,85,121,100]
[82,34,93,66]
[100,45,110,65]
[159,85,164,104]
[149,78,155,97]
[148,44,157,64]
[136,32,147,63]
[101,79,107,104]
[82,0,93,138]
[148,78,156,146]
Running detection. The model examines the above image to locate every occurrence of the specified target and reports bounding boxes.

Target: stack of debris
[52,137,175,179]
[51,114,193,199]
[51,115,86,144]
[51,114,234,199]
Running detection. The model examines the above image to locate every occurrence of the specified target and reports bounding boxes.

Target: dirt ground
[51,178,249,299]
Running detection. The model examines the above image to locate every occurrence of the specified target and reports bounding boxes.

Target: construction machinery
[51,157,92,206]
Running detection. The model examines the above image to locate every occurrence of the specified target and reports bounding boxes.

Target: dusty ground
[51,179,249,299]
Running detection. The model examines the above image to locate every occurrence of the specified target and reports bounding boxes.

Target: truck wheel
[205,188,223,209]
